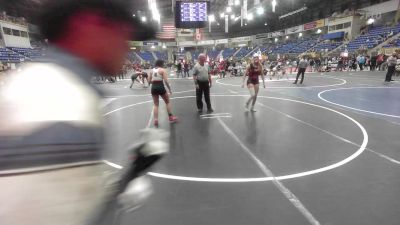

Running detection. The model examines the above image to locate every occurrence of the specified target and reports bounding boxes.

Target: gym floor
[99,70,400,225]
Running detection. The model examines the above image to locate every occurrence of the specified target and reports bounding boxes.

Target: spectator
[0,0,155,224]
[377,53,385,71]
[385,53,397,82]
[357,54,366,71]
[370,55,377,71]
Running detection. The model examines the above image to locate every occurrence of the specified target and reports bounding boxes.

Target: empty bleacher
[207,49,221,60]
[8,47,43,59]
[221,48,236,59]
[137,51,155,63]
[0,48,25,62]
[154,51,168,61]
[346,24,400,52]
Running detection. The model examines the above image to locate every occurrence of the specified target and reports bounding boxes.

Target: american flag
[156,22,176,40]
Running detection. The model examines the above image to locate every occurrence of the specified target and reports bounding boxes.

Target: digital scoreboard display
[175,1,210,28]
[180,2,207,22]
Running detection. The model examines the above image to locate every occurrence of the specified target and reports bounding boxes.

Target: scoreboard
[180,2,207,22]
[175,1,210,28]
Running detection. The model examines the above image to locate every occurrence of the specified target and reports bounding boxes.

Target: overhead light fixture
[286,35,289,39]
[247,13,253,21]
[162,45,166,49]
[274,38,278,42]
[132,14,136,17]
[231,14,235,20]
[234,17,240,21]
[367,18,375,25]
[208,15,215,22]
[130,47,136,50]
[272,0,277,13]
[316,29,322,34]
[220,13,225,18]
[226,6,232,13]
[217,23,220,26]
[244,23,248,26]
[141,16,147,22]
[235,0,240,6]
[257,7,264,15]
[299,32,303,37]
[264,22,267,26]
[151,45,155,49]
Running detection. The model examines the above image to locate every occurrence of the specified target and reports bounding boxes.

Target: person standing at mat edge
[150,59,178,127]
[242,55,265,112]
[0,0,156,224]
[293,57,308,84]
[385,53,397,82]
[193,54,213,113]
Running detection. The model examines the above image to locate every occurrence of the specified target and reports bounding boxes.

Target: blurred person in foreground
[0,0,155,225]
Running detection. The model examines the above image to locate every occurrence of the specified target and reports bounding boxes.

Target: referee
[293,56,309,84]
[193,54,213,113]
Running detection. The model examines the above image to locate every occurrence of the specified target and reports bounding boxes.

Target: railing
[0,14,28,26]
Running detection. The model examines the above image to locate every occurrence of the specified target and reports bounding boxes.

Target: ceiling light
[217,23,220,26]
[316,29,322,34]
[231,14,235,20]
[274,38,278,42]
[162,45,166,49]
[151,45,155,49]
[244,23,247,26]
[226,6,232,13]
[141,16,147,22]
[208,15,215,22]
[220,13,225,18]
[286,36,289,39]
[299,33,303,37]
[257,7,264,15]
[247,13,253,21]
[234,0,240,6]
[367,18,375,25]
[272,0,277,13]
[264,22,267,26]
[132,14,136,17]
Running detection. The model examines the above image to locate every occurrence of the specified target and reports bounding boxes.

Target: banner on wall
[197,40,215,45]
[165,42,177,46]
[129,41,143,46]
[231,36,252,43]
[316,19,325,28]
[285,25,303,34]
[178,41,196,46]
[255,33,269,39]
[215,39,229,44]
[303,21,317,30]
[271,30,285,37]
[143,41,159,46]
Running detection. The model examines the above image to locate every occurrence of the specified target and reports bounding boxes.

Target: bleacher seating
[207,49,220,60]
[191,51,201,60]
[234,47,252,59]
[383,38,400,48]
[313,41,342,52]
[0,48,25,62]
[127,52,140,63]
[8,47,42,59]
[137,51,155,62]
[222,48,236,59]
[155,51,168,61]
[346,24,400,52]
[290,38,320,53]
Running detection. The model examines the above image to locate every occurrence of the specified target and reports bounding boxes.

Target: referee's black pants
[385,65,395,82]
[294,68,306,84]
[196,81,212,110]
